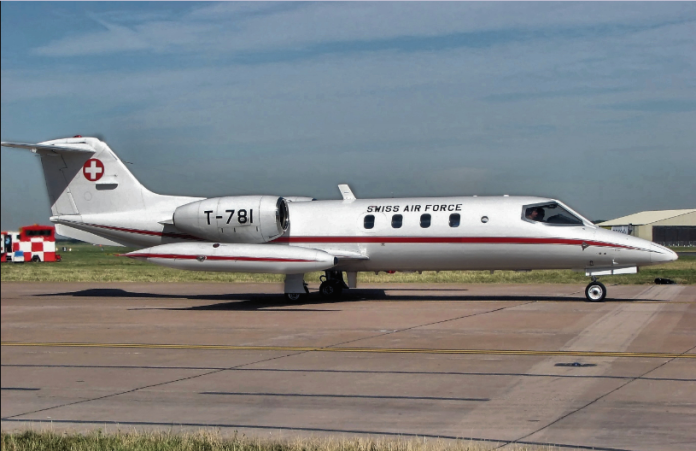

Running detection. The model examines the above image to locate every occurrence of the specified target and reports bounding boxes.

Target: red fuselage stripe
[272,236,639,250]
[126,253,316,263]
[69,222,643,251]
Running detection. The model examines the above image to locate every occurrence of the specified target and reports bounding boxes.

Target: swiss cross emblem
[83,159,104,182]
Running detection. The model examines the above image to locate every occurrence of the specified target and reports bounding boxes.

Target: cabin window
[420,214,431,228]
[524,203,583,226]
[364,215,375,229]
[391,214,403,229]
[449,213,460,227]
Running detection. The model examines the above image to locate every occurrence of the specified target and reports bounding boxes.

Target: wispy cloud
[604,99,696,113]
[30,2,696,59]
[483,87,630,103]
[2,2,695,228]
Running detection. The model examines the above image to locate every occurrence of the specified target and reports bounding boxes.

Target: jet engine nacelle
[173,195,289,243]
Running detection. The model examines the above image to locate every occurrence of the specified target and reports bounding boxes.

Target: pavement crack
[496,344,696,449]
[2,350,306,421]
[4,302,533,421]
[323,301,534,350]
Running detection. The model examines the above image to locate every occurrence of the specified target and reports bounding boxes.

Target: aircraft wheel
[319,281,343,298]
[31,255,41,263]
[585,281,607,302]
[284,293,305,302]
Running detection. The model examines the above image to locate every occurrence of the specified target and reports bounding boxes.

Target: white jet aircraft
[2,136,678,302]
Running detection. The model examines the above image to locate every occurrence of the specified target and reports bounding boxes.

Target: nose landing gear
[585,277,607,302]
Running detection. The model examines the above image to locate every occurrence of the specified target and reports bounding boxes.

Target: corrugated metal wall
[653,226,696,246]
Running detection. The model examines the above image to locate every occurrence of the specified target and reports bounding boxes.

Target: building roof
[599,209,696,226]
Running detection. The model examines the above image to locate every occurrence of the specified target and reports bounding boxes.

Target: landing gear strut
[319,270,348,298]
[585,277,607,302]
[284,274,309,301]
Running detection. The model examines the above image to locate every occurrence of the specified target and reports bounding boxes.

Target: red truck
[2,225,61,263]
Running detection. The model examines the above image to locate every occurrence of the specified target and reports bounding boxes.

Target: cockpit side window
[524,203,583,226]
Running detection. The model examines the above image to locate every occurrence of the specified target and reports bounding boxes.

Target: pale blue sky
[2,2,695,230]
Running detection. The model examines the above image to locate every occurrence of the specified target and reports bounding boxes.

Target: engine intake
[173,196,289,243]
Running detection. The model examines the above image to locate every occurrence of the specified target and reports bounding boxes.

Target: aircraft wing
[1,141,96,154]
[326,250,369,261]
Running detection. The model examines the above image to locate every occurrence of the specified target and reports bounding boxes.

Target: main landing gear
[283,273,309,301]
[585,277,607,302]
[283,271,350,301]
[319,270,348,298]
[284,293,305,301]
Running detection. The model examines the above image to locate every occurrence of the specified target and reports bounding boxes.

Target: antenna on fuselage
[338,184,356,200]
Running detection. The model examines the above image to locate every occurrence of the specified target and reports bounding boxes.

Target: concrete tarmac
[2,282,695,450]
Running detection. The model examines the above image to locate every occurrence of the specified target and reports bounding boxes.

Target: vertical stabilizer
[2,137,154,216]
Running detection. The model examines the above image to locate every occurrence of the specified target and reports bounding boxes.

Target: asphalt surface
[2,282,695,450]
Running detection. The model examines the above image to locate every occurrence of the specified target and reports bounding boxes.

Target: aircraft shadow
[342,291,639,303]
[36,288,641,310]
[36,289,339,312]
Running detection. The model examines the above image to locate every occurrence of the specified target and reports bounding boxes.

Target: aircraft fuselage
[51,195,674,273]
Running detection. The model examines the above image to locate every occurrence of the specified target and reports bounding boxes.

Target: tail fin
[2,137,153,216]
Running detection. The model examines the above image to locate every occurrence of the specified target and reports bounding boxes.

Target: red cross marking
[83,159,104,182]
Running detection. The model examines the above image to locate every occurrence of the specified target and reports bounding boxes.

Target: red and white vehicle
[1,231,19,263]
[1,225,61,263]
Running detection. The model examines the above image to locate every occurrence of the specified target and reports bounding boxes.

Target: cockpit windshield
[524,202,584,226]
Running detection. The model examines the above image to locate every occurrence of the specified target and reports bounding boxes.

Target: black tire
[585,281,607,302]
[31,255,41,263]
[284,293,305,302]
[319,281,343,298]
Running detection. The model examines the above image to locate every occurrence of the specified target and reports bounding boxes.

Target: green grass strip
[1,429,549,451]
[2,243,694,284]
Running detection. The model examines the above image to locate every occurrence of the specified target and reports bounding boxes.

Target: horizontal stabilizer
[1,141,96,154]
[54,223,125,247]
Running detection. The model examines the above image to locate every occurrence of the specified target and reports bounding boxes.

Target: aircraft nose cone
[651,244,678,263]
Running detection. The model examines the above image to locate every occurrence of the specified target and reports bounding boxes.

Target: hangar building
[599,209,696,247]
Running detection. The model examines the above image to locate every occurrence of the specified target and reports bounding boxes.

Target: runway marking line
[2,342,694,359]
